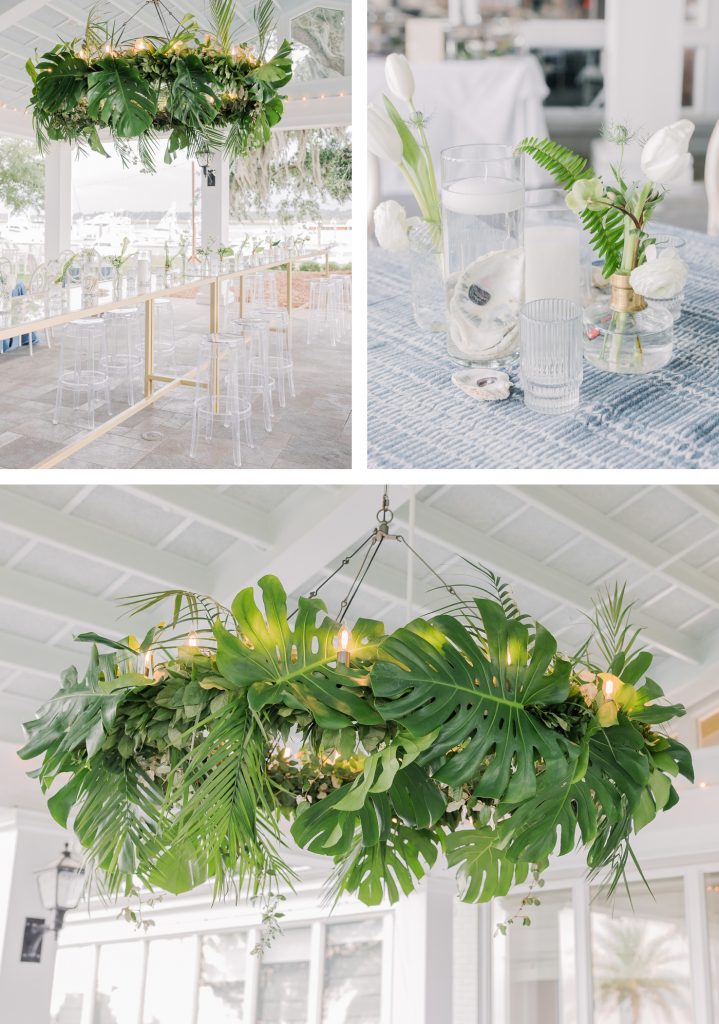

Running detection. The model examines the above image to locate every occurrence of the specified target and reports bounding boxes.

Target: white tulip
[630,247,688,299]
[640,119,695,185]
[385,53,415,104]
[368,106,403,165]
[374,200,416,251]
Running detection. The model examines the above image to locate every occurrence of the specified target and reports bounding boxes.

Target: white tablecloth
[368,55,551,200]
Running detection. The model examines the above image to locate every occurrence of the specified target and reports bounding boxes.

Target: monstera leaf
[34,50,88,112]
[328,823,443,906]
[87,59,156,137]
[214,575,384,730]
[167,55,220,129]
[372,599,574,801]
[445,821,531,903]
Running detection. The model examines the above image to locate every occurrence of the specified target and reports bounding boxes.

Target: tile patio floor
[0,280,351,470]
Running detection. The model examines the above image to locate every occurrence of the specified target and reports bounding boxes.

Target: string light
[187,632,199,648]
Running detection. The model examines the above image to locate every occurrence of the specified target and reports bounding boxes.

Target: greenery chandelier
[26,0,293,172]
[20,493,693,916]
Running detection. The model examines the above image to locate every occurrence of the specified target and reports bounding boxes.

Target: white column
[0,809,65,1022]
[200,154,231,246]
[44,142,73,261]
[391,875,454,1024]
[595,0,687,179]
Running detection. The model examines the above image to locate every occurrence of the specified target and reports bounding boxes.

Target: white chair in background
[706,119,719,236]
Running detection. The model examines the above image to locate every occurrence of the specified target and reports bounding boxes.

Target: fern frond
[516,137,594,190]
[580,205,626,278]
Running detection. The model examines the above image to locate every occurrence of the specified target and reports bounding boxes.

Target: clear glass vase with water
[441,145,524,367]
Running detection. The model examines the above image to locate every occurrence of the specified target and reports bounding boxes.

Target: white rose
[373,200,416,251]
[641,119,695,185]
[368,105,403,165]
[630,248,688,299]
[385,53,415,104]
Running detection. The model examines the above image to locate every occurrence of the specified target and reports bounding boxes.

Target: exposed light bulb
[143,652,154,677]
[338,625,350,666]
[507,649,512,666]
[602,677,615,699]
[187,632,199,648]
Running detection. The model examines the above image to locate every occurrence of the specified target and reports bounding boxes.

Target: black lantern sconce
[21,844,85,962]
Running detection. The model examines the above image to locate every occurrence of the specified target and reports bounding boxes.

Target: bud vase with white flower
[369,54,445,331]
[518,120,694,373]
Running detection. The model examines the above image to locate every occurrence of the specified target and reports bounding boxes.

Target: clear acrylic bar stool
[53,318,111,429]
[305,277,343,346]
[247,272,278,309]
[227,317,275,433]
[254,308,294,407]
[190,334,253,467]
[153,298,176,366]
[103,308,143,406]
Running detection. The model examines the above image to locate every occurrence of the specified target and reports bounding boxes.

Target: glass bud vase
[408,221,446,333]
[583,273,674,374]
[441,143,524,367]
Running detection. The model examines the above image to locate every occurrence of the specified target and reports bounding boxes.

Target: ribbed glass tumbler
[520,298,583,415]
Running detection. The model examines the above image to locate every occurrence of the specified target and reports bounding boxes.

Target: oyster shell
[452,368,511,402]
[447,247,523,359]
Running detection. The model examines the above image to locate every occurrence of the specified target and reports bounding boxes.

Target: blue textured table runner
[368,226,719,469]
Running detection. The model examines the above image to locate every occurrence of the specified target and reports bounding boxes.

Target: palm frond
[208,0,237,53]
[587,583,645,670]
[253,0,277,59]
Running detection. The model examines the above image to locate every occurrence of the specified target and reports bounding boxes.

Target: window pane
[706,874,719,1020]
[197,932,247,1024]
[591,877,692,1024]
[51,946,93,1024]
[257,927,311,1024]
[322,918,383,1024]
[496,889,576,1024]
[143,938,196,1024]
[290,8,346,81]
[518,0,606,16]
[95,942,144,1024]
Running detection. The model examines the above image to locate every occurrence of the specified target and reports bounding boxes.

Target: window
[699,708,719,746]
[51,946,93,1024]
[257,926,312,1023]
[495,889,576,1024]
[290,7,346,81]
[95,942,144,1024]
[197,931,247,1024]
[322,918,383,1024]
[142,938,196,1024]
[591,877,693,1024]
[706,873,719,1021]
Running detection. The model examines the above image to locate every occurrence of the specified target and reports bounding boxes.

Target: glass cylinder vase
[408,220,446,333]
[584,273,674,374]
[441,144,524,367]
[524,188,583,306]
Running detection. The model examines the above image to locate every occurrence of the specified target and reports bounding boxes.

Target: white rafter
[509,485,719,611]
[126,486,275,548]
[393,501,698,665]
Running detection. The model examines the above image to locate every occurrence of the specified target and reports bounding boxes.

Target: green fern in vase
[517,122,693,281]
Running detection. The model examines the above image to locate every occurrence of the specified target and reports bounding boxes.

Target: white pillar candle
[442,176,524,217]
[524,223,581,306]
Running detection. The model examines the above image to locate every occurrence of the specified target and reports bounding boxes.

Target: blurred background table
[368,225,719,469]
[368,54,550,205]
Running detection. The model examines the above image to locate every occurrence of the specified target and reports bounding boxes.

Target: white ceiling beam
[670,486,719,528]
[213,486,415,604]
[0,491,212,592]
[0,0,48,32]
[394,502,697,665]
[125,486,274,548]
[0,564,123,636]
[509,485,719,611]
[0,633,74,679]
